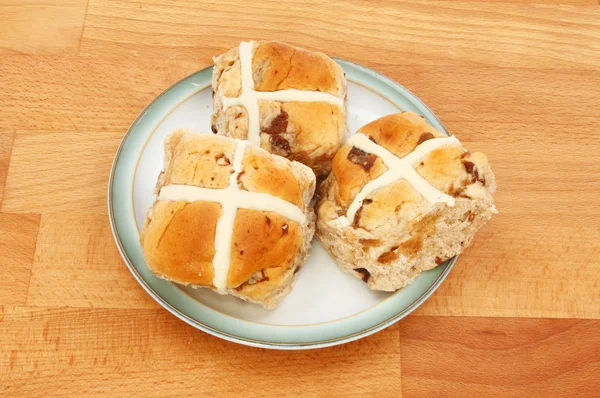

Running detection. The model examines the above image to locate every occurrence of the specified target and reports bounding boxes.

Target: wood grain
[0,0,89,55]
[0,213,40,305]
[400,316,600,397]
[1,132,122,214]
[0,56,201,133]
[79,0,600,71]
[415,212,600,318]
[27,214,159,309]
[0,306,401,397]
[2,50,597,318]
[0,132,15,201]
[1,0,600,395]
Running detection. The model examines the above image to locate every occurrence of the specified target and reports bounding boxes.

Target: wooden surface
[1,0,599,396]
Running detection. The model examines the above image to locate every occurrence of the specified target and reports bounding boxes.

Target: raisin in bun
[140,129,316,309]
[211,40,347,177]
[316,112,496,291]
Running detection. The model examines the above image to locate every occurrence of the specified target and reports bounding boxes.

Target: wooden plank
[0,306,401,396]
[410,64,600,319]
[79,0,600,70]
[358,63,600,319]
[26,214,158,309]
[0,131,15,201]
[1,55,598,211]
[367,64,600,137]
[399,316,600,397]
[0,56,202,133]
[24,210,600,318]
[473,0,596,3]
[1,131,122,214]
[0,0,599,396]
[0,213,40,305]
[0,0,89,55]
[415,213,600,318]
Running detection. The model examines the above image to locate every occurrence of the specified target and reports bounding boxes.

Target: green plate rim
[108,59,457,350]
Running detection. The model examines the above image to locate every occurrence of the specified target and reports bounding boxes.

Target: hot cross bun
[140,130,316,308]
[211,40,348,177]
[316,112,497,291]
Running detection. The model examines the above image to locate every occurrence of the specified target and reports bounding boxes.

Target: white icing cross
[339,133,461,226]
[221,41,344,146]
[158,139,306,291]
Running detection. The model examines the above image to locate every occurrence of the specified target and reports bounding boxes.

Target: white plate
[109,60,456,349]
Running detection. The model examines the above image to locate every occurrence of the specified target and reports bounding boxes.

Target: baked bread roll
[211,40,347,177]
[316,112,497,291]
[140,129,316,309]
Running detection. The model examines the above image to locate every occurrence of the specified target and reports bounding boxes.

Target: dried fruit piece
[264,111,289,135]
[354,268,371,282]
[270,134,291,156]
[347,146,377,171]
[417,132,434,145]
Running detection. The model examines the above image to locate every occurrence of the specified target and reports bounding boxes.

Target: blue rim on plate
[108,59,457,350]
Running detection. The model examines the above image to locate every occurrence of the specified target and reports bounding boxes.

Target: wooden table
[1,0,599,396]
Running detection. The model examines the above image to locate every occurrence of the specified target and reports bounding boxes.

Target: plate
[108,59,456,349]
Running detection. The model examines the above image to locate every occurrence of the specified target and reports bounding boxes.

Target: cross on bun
[211,40,348,177]
[316,112,497,291]
[140,130,316,308]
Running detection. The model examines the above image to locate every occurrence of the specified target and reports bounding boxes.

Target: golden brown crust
[141,130,316,307]
[212,41,347,177]
[160,129,235,189]
[228,209,301,288]
[357,179,424,231]
[252,41,345,96]
[140,201,219,286]
[239,146,303,207]
[331,145,388,210]
[414,146,470,193]
[316,112,497,291]
[260,102,345,177]
[357,112,445,158]
[329,112,495,215]
[233,265,292,302]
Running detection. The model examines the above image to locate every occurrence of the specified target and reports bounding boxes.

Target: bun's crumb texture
[140,130,316,309]
[316,112,497,291]
[211,40,348,177]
